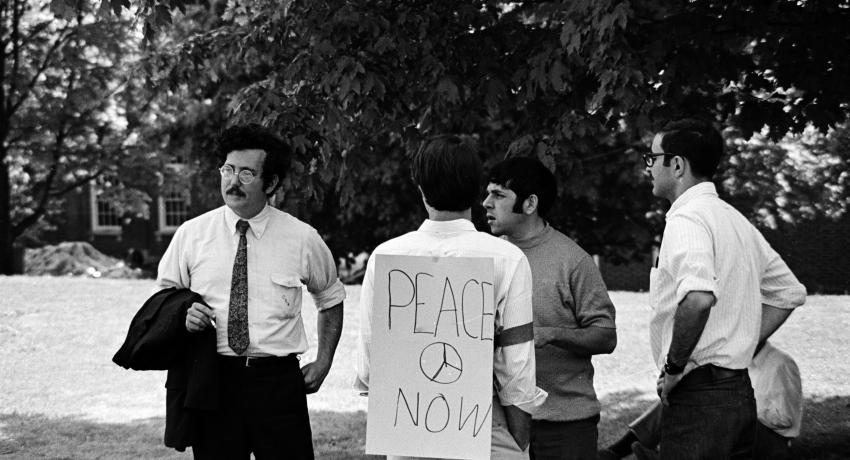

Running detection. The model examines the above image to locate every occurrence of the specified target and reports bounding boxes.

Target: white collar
[223,205,272,239]
[667,182,718,218]
[417,219,476,233]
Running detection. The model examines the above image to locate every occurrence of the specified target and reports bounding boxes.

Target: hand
[301,358,332,394]
[656,371,684,406]
[186,302,215,333]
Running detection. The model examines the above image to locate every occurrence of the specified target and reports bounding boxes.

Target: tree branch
[49,167,107,197]
[7,0,23,116]
[12,65,80,238]
[8,25,76,116]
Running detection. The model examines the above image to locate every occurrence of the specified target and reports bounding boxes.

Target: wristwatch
[663,356,685,375]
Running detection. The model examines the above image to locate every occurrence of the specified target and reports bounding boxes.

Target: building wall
[46,186,179,270]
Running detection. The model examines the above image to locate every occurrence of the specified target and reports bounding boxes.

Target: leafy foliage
[0,0,180,273]
[94,0,850,262]
[722,124,850,228]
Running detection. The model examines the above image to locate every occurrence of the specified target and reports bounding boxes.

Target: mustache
[226,187,246,197]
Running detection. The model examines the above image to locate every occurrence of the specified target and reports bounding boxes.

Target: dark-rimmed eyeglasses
[642,153,674,167]
[219,165,257,185]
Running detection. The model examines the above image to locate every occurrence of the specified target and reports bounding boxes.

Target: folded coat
[113,287,219,451]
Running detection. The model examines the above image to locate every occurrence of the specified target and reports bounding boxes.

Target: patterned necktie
[228,219,250,355]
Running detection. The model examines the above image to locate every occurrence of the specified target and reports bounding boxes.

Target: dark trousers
[659,365,756,460]
[529,414,599,460]
[753,421,792,460]
[192,355,314,460]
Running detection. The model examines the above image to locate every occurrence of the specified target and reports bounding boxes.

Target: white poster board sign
[366,255,496,460]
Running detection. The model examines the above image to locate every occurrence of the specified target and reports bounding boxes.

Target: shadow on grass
[597,391,850,460]
[0,394,847,459]
[0,411,377,460]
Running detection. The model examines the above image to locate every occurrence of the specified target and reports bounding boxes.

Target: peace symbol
[419,342,463,384]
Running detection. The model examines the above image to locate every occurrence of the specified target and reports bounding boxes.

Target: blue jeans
[659,365,756,460]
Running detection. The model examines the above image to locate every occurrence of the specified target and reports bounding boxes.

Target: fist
[186,302,215,333]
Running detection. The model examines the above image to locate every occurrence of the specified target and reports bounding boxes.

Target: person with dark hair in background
[355,135,547,459]
[483,157,617,460]
[642,119,805,458]
[156,124,346,459]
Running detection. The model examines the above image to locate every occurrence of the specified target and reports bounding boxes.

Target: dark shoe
[631,441,659,460]
[597,447,622,460]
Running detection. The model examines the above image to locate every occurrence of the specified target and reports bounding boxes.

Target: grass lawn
[0,276,848,459]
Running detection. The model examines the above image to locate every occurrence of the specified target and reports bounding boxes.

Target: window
[90,187,122,235]
[158,191,190,233]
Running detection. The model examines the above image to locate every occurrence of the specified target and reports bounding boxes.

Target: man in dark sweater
[483,157,618,460]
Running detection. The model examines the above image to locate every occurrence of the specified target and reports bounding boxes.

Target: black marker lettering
[458,397,492,437]
[460,279,480,339]
[424,393,450,433]
[414,272,435,334]
[434,277,459,337]
[480,281,495,341]
[388,269,414,330]
[394,388,419,427]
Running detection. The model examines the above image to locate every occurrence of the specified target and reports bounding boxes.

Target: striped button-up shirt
[355,219,547,413]
[649,183,806,372]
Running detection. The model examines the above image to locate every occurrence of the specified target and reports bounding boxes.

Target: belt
[219,354,298,368]
[684,364,747,386]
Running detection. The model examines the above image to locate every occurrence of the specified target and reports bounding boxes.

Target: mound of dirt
[24,242,145,279]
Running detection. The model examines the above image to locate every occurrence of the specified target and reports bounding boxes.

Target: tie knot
[236,219,250,235]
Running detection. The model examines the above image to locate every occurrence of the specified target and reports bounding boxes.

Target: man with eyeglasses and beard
[642,118,805,459]
[156,124,346,459]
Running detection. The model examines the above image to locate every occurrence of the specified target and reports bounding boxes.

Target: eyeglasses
[642,153,674,167]
[219,165,257,185]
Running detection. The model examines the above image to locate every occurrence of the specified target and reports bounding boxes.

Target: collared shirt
[156,205,346,357]
[749,342,803,438]
[649,182,806,371]
[355,219,547,413]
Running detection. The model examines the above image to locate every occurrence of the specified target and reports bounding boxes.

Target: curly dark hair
[216,124,291,197]
[487,157,557,217]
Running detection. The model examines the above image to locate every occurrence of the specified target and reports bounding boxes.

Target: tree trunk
[0,144,14,274]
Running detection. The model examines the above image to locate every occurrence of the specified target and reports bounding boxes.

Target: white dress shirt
[156,205,346,357]
[649,182,806,371]
[355,219,547,413]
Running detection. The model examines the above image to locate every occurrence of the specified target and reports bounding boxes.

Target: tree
[721,123,850,228]
[0,0,164,273]
[106,0,850,261]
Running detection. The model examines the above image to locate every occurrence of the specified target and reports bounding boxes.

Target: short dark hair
[216,124,291,196]
[659,119,724,179]
[487,157,558,217]
[412,135,482,212]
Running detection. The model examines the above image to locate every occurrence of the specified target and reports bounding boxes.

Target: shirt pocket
[269,274,303,319]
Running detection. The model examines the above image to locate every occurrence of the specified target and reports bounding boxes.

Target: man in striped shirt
[644,119,806,459]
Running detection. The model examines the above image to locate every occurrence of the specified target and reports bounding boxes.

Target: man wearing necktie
[156,124,346,459]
